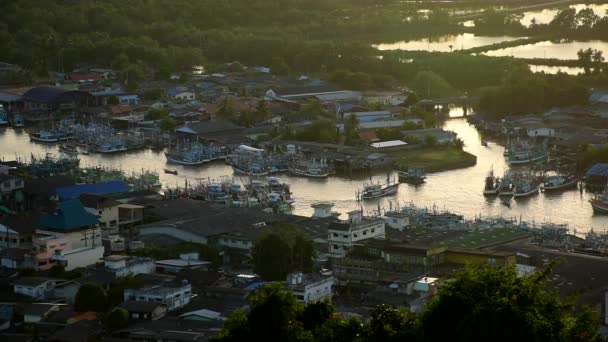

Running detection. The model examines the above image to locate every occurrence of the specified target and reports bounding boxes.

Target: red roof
[69,73,102,83]
[358,130,380,142]
[110,105,132,115]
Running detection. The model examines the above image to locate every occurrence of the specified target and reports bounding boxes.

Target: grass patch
[438,228,529,249]
[388,146,477,172]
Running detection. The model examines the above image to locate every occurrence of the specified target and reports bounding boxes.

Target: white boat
[359,176,399,200]
[398,167,426,184]
[513,179,540,198]
[165,152,209,165]
[498,172,513,196]
[543,175,578,192]
[508,150,549,165]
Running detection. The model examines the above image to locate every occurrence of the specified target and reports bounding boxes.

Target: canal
[0,117,606,233]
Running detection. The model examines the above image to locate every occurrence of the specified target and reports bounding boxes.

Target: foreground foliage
[213,266,605,342]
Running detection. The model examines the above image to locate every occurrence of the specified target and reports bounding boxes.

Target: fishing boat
[29,131,71,143]
[0,105,8,125]
[359,176,399,200]
[96,143,128,153]
[398,166,426,184]
[58,143,78,155]
[164,169,178,175]
[10,113,24,128]
[507,139,549,165]
[266,177,294,204]
[483,169,500,196]
[513,178,541,198]
[543,174,578,192]
[165,150,209,165]
[290,164,329,178]
[498,172,513,197]
[590,187,608,214]
[501,197,512,207]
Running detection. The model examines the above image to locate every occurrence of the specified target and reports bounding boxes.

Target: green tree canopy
[410,70,455,99]
[253,226,314,281]
[75,283,108,312]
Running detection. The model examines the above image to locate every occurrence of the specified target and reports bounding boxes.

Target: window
[109,220,117,227]
[333,233,338,237]
[342,234,348,238]
[353,234,358,238]
[98,210,103,215]
[333,244,339,250]
[408,256,417,263]
[371,228,375,233]
[363,230,368,235]
[2,181,9,188]
[487,258,496,265]
[15,180,23,187]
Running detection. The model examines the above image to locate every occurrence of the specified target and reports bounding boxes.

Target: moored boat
[0,105,8,125]
[513,178,541,198]
[483,168,499,196]
[398,166,426,184]
[30,131,71,143]
[543,175,578,192]
[290,165,329,178]
[590,188,608,214]
[498,172,513,197]
[164,169,178,175]
[58,143,78,155]
[359,176,399,200]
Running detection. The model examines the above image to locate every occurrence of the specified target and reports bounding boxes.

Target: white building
[124,274,192,311]
[104,255,156,278]
[13,277,57,299]
[285,272,334,304]
[311,202,337,218]
[327,211,386,257]
[384,212,410,231]
[80,194,120,231]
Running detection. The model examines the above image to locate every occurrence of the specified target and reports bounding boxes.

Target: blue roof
[586,163,608,177]
[51,180,129,201]
[195,82,217,90]
[38,200,99,230]
[167,86,190,96]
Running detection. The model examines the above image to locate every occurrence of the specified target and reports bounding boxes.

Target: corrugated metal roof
[51,180,129,201]
[586,163,608,177]
[370,140,408,148]
[38,200,99,230]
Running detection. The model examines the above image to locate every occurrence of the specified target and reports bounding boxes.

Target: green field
[438,228,529,249]
[388,146,477,172]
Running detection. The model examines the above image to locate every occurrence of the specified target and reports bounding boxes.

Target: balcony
[119,204,144,226]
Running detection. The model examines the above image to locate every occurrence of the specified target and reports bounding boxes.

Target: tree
[454,137,465,150]
[367,304,420,341]
[421,266,573,341]
[253,226,314,281]
[75,284,107,312]
[48,264,65,278]
[410,70,454,99]
[271,57,289,75]
[218,97,235,121]
[146,107,168,120]
[124,63,145,92]
[344,114,360,146]
[108,95,119,106]
[160,116,177,131]
[104,307,129,333]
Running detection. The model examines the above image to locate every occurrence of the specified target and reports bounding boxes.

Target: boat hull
[543,179,578,192]
[290,169,328,178]
[233,166,269,177]
[483,188,499,196]
[513,187,540,198]
[590,200,608,214]
[508,152,549,165]
[362,184,398,200]
[165,154,208,165]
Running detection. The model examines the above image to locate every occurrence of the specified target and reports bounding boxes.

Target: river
[0,117,606,233]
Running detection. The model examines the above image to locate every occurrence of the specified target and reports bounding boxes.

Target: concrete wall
[62,246,105,270]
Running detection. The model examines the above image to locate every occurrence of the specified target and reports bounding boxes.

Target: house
[343,110,392,122]
[327,211,386,257]
[21,303,61,323]
[358,131,380,143]
[156,252,211,274]
[68,73,102,84]
[167,87,195,100]
[36,200,104,270]
[90,89,139,106]
[21,86,93,112]
[174,120,245,144]
[0,174,25,211]
[13,277,57,300]
[30,235,73,270]
[265,85,361,103]
[50,181,129,201]
[121,301,168,320]
[124,274,192,311]
[383,211,410,231]
[48,319,104,342]
[23,175,75,210]
[79,193,143,232]
[527,127,555,138]
[285,272,334,304]
[363,91,407,106]
[0,215,36,250]
[109,104,132,116]
[0,248,37,269]
[52,281,81,304]
[401,128,457,144]
[103,255,156,277]
[179,309,223,321]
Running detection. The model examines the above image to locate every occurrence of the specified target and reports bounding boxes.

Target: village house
[91,89,139,106]
[121,301,168,320]
[285,271,334,304]
[124,274,192,311]
[36,200,104,270]
[327,211,386,257]
[79,193,144,232]
[167,86,195,101]
[13,277,58,300]
[21,86,94,113]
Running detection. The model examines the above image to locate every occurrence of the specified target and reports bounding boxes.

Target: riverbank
[388,146,477,172]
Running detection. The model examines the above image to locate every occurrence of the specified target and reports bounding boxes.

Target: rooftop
[370,140,407,149]
[13,277,56,287]
[79,193,121,209]
[51,180,129,201]
[121,301,167,313]
[38,200,99,231]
